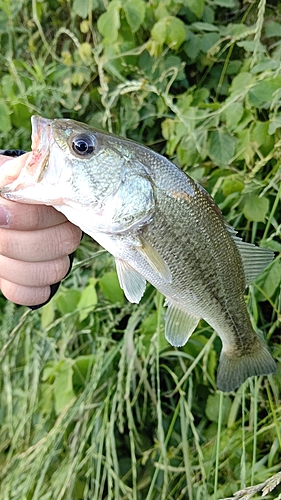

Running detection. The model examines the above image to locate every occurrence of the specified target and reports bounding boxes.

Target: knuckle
[58,222,82,254]
[0,278,50,306]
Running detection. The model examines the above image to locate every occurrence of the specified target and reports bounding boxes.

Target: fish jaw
[1,116,75,205]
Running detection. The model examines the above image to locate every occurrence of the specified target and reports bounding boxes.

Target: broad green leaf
[0,99,11,132]
[166,18,186,50]
[77,278,98,321]
[99,271,124,304]
[222,102,244,132]
[200,32,220,54]
[265,21,281,38]
[237,41,265,53]
[251,121,274,156]
[185,0,205,19]
[74,355,96,380]
[248,77,281,108]
[243,194,269,223]
[209,129,237,166]
[54,361,76,414]
[205,393,232,424]
[268,115,281,135]
[192,22,219,32]
[41,300,55,329]
[254,258,281,301]
[97,0,121,43]
[73,0,92,19]
[151,16,186,50]
[73,355,96,388]
[56,289,81,315]
[222,178,244,196]
[212,0,236,5]
[11,103,32,129]
[229,72,253,97]
[123,0,146,33]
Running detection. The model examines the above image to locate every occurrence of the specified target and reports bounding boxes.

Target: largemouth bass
[0,116,276,391]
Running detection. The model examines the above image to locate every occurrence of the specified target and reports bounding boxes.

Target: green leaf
[243,194,269,223]
[41,300,55,329]
[212,0,236,5]
[205,393,232,424]
[73,355,96,388]
[248,77,281,108]
[192,22,219,32]
[251,121,274,156]
[222,102,244,132]
[209,129,237,166]
[185,0,205,18]
[222,178,244,196]
[73,0,92,19]
[0,98,11,132]
[97,0,121,43]
[11,103,32,130]
[151,16,186,50]
[265,21,281,38]
[54,360,76,414]
[77,278,98,321]
[99,271,124,304]
[123,0,146,33]
[268,115,281,135]
[254,258,281,301]
[56,289,81,315]
[229,72,253,96]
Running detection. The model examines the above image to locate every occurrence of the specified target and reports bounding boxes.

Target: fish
[0,115,276,392]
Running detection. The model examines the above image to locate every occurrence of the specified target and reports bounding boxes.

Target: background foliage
[0,0,280,498]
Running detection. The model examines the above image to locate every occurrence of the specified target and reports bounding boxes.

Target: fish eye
[71,134,96,157]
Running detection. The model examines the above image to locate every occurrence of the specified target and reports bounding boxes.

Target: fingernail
[0,206,9,227]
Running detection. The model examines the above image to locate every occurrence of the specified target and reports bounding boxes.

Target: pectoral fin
[165,300,200,347]
[137,235,172,283]
[115,258,146,304]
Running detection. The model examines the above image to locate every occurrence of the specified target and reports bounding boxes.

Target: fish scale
[0,115,276,391]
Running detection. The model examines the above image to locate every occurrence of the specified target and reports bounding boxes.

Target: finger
[0,198,67,230]
[0,156,13,167]
[0,254,70,287]
[28,250,76,310]
[0,221,82,262]
[0,278,51,306]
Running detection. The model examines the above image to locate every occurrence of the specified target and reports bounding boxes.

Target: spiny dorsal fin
[231,235,274,287]
[165,300,200,347]
[115,258,146,303]
[137,235,172,283]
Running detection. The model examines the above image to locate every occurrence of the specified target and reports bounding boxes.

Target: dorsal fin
[229,230,274,287]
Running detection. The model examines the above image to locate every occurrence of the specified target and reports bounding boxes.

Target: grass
[0,0,281,498]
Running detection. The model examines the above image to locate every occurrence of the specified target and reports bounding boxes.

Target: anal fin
[165,300,200,347]
[115,258,146,304]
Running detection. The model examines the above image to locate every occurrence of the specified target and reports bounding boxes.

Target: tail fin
[217,339,276,392]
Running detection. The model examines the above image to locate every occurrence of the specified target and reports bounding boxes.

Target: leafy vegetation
[0,0,281,498]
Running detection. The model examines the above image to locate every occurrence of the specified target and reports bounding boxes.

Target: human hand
[0,154,82,307]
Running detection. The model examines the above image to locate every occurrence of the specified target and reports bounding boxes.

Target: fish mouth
[30,116,53,182]
[0,116,54,199]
